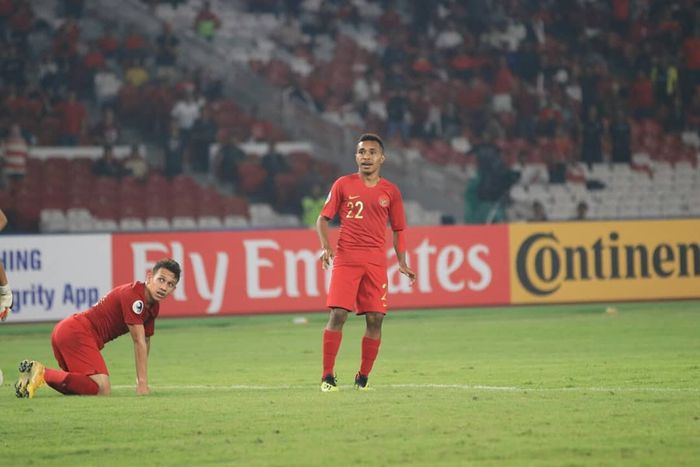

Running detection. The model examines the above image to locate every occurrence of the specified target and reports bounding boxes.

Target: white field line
[111,383,700,393]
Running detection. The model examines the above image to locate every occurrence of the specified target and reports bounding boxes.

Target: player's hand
[0,288,12,322]
[319,247,334,270]
[399,264,416,285]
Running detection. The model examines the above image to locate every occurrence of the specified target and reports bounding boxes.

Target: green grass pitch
[0,301,698,466]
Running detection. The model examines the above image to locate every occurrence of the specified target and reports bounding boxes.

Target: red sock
[359,336,381,376]
[45,368,99,395]
[322,329,342,377]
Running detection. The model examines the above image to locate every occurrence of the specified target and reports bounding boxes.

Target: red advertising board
[112,225,510,316]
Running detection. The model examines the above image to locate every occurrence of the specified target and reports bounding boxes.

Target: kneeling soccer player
[15,258,181,398]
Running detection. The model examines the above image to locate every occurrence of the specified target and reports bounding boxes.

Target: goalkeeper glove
[0,284,12,321]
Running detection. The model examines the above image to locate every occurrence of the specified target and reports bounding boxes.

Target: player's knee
[365,312,384,328]
[91,374,111,395]
[327,308,348,329]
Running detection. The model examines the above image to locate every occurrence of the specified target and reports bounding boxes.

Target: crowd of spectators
[0,0,339,231]
[2,0,700,230]
[239,0,699,171]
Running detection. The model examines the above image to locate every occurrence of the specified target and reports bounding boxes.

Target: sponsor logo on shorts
[132,300,144,315]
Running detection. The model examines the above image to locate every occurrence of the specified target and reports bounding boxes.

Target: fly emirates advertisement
[111,226,511,317]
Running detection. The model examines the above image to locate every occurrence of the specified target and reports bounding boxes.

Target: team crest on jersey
[378,195,390,207]
[132,300,144,315]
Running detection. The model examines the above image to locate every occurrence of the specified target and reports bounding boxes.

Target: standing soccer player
[15,258,181,398]
[317,133,416,392]
[0,209,13,321]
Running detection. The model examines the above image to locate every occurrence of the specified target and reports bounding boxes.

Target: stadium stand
[1,0,699,232]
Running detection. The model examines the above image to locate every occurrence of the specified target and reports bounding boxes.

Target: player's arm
[128,323,150,395]
[317,180,341,269]
[316,215,334,270]
[0,209,13,321]
[393,230,416,284]
[389,189,416,284]
[0,262,11,321]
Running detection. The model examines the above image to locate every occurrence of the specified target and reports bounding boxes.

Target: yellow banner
[509,219,700,303]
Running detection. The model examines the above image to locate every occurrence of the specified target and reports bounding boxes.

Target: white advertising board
[1,234,112,323]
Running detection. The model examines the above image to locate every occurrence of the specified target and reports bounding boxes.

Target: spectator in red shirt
[2,123,29,184]
[56,90,87,145]
[122,26,148,61]
[52,18,80,59]
[682,27,700,100]
[82,42,106,71]
[629,70,655,119]
[97,25,120,59]
[493,56,516,94]
[611,0,630,35]
[14,259,181,398]
[8,0,33,46]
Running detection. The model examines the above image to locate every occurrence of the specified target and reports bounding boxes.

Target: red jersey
[320,173,406,264]
[79,282,159,348]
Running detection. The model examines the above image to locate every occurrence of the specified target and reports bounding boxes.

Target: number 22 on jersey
[346,200,364,219]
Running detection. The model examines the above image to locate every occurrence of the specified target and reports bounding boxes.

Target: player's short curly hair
[358,133,384,152]
[153,258,181,282]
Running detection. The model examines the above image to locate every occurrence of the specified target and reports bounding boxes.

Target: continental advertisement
[509,219,700,304]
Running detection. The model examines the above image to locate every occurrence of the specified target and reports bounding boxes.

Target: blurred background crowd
[0,0,698,233]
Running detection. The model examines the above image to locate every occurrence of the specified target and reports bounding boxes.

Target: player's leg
[354,264,388,389]
[321,307,348,392]
[17,316,102,398]
[48,316,105,395]
[87,374,111,395]
[353,312,383,390]
[322,263,363,391]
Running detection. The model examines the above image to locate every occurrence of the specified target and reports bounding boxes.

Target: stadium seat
[39,209,68,233]
[171,216,198,230]
[223,214,249,228]
[66,208,95,232]
[120,218,146,232]
[237,160,268,196]
[221,195,250,218]
[198,215,223,229]
[93,218,120,232]
[249,203,277,226]
[145,216,171,231]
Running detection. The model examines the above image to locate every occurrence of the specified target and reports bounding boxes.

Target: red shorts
[326,261,388,314]
[51,314,109,376]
